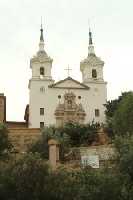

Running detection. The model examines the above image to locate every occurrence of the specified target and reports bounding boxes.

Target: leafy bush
[0,123,12,160]
[114,136,133,179]
[63,122,100,146]
[114,136,133,199]
[1,145,133,200]
[75,169,122,200]
[28,122,100,161]
[0,154,122,200]
[0,153,49,200]
[28,126,70,160]
[112,92,133,136]
[105,91,133,138]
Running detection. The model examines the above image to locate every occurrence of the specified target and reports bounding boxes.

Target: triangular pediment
[48,77,89,90]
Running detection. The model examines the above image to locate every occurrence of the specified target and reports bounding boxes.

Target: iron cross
[65,65,72,77]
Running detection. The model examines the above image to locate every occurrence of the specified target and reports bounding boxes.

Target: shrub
[0,123,12,160]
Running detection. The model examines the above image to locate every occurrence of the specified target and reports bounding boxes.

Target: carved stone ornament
[55,92,86,127]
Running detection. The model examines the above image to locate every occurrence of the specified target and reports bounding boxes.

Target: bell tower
[80,27,107,124]
[30,24,53,80]
[29,24,54,128]
[80,28,104,84]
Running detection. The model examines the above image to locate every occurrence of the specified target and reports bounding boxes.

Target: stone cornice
[28,78,54,88]
[83,80,107,85]
[29,77,54,82]
[30,56,53,64]
[49,86,89,90]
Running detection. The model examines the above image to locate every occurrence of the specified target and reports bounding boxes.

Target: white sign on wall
[81,155,99,168]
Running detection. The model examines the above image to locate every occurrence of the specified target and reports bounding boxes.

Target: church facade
[28,26,107,128]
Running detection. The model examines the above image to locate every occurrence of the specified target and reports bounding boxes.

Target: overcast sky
[0,0,133,121]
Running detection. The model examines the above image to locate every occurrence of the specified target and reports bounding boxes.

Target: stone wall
[63,144,116,169]
[9,128,41,152]
[7,126,113,170]
[6,121,27,129]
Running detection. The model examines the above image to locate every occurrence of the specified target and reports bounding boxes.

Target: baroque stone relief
[55,92,86,127]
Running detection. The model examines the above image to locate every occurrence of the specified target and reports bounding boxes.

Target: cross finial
[41,16,42,29]
[64,65,72,77]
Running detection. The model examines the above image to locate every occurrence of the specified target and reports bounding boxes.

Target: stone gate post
[48,139,60,170]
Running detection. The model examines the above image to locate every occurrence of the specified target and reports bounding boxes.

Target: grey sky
[0,0,133,121]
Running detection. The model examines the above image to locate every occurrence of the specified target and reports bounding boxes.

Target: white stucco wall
[29,78,107,128]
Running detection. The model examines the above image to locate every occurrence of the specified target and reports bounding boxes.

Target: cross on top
[64,65,72,77]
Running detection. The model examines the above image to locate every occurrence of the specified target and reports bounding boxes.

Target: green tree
[105,92,132,119]
[104,92,133,138]
[0,153,49,200]
[112,92,133,136]
[0,123,12,159]
[0,154,79,200]
[63,122,100,146]
[43,169,79,200]
[28,126,70,161]
[75,168,122,200]
[0,152,126,200]
[114,136,133,199]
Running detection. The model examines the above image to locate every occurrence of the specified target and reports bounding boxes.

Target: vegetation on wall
[0,123,12,160]
[0,137,133,200]
[63,122,100,146]
[28,126,70,160]
[28,122,100,160]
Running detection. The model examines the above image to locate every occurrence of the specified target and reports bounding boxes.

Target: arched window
[40,67,45,76]
[92,69,97,78]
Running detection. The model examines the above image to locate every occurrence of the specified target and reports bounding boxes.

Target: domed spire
[39,20,45,51]
[89,28,93,45]
[40,23,44,42]
[88,27,95,56]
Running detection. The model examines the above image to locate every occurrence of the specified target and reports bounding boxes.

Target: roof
[48,77,90,90]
